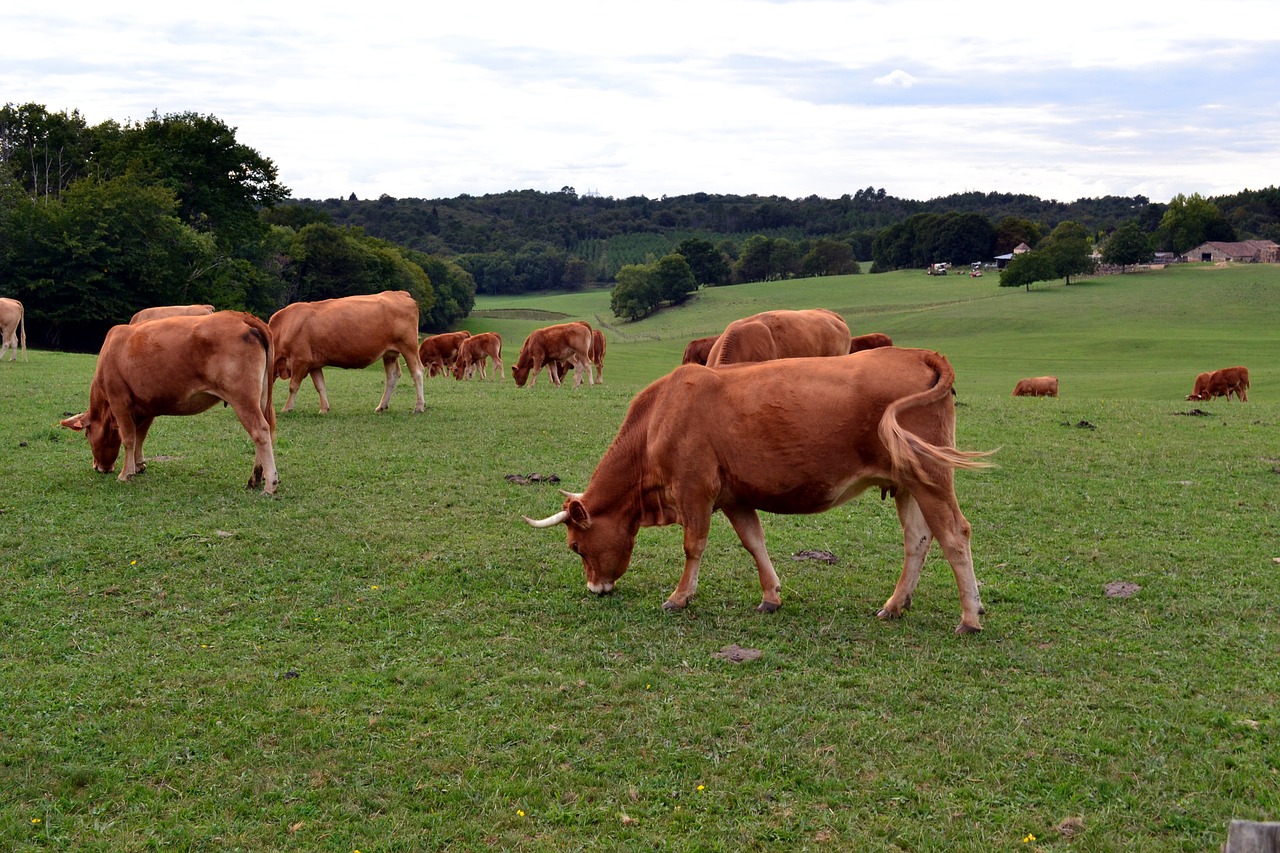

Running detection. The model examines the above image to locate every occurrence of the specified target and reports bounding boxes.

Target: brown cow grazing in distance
[707,308,850,366]
[1012,376,1059,397]
[0,297,26,361]
[849,332,894,353]
[269,290,425,413]
[526,347,993,634]
[452,332,504,380]
[512,322,596,388]
[60,312,278,493]
[681,335,719,366]
[129,304,215,325]
[1188,366,1250,402]
[419,330,471,378]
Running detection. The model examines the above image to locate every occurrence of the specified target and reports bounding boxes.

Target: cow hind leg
[375,355,402,412]
[309,368,332,414]
[228,399,279,494]
[880,490,933,622]
[906,486,984,634]
[722,505,783,612]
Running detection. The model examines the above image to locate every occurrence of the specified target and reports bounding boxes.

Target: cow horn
[558,489,584,500]
[523,510,569,528]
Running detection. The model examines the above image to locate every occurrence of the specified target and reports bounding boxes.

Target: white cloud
[873,70,916,88]
[2,0,1279,202]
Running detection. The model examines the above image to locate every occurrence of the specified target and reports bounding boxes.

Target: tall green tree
[1101,222,1155,270]
[610,263,657,321]
[651,253,697,305]
[1156,193,1235,254]
[675,237,729,286]
[95,111,289,250]
[1039,220,1097,284]
[800,239,859,277]
[998,250,1057,292]
[0,103,94,201]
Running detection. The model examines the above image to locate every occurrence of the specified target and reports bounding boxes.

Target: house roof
[1190,240,1279,258]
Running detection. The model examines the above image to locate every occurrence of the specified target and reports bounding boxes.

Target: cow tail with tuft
[877,350,994,485]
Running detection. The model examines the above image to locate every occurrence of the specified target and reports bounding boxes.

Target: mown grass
[1,264,1278,851]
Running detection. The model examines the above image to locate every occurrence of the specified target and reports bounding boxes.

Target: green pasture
[1,264,1277,850]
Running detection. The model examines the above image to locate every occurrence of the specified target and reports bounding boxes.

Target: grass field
[1,264,1278,850]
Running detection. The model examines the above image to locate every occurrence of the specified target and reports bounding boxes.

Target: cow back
[708,309,850,366]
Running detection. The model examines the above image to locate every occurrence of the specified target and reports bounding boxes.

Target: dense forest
[5,102,1280,344]
[297,184,1280,293]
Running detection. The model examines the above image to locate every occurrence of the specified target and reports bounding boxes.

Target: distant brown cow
[849,332,894,353]
[681,335,719,366]
[452,332,504,380]
[513,322,595,388]
[60,311,278,493]
[129,304,215,324]
[0,297,26,362]
[419,330,472,377]
[1012,376,1058,397]
[707,309,850,366]
[1188,366,1250,402]
[269,290,425,413]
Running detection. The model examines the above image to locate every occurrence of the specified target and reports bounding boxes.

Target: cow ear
[60,412,90,432]
[567,498,592,529]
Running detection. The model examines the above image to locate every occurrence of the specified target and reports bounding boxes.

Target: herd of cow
[0,291,1253,634]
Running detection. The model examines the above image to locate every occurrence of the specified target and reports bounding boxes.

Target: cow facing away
[1187,366,1250,402]
[419,330,471,378]
[129,304,215,325]
[707,308,851,366]
[59,311,278,493]
[269,290,425,413]
[452,332,504,380]
[512,322,595,388]
[849,332,894,353]
[1012,376,1059,397]
[0,297,26,362]
[681,335,719,366]
[526,347,994,634]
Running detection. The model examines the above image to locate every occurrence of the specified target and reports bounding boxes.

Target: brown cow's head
[511,359,532,387]
[60,409,122,474]
[525,492,637,594]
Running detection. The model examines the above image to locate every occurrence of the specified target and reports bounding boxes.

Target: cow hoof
[954,622,982,635]
[875,607,902,621]
[756,600,781,613]
[661,598,688,611]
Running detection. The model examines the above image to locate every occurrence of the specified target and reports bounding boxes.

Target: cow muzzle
[586,579,615,595]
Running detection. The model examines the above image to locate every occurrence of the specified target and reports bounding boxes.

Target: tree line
[299,184,1279,297]
[0,103,475,350]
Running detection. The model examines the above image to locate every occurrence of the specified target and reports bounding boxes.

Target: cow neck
[586,385,671,529]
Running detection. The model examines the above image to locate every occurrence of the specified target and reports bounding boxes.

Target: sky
[4,1,1280,205]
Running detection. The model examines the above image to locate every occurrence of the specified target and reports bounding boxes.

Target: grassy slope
[0,265,1277,851]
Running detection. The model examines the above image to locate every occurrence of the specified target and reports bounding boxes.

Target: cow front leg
[662,518,712,610]
[403,350,425,412]
[376,355,402,412]
[880,491,933,622]
[722,505,782,612]
[115,413,147,481]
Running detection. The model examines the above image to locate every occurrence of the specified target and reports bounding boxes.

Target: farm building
[1185,240,1280,263]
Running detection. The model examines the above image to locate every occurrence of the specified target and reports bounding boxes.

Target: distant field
[1,264,1277,850]
[467,263,1280,399]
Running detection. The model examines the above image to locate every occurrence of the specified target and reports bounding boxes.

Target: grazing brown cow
[707,308,850,366]
[452,332,504,380]
[1012,376,1059,397]
[512,322,595,388]
[269,290,425,413]
[0,297,26,361]
[59,312,278,493]
[681,335,719,366]
[129,304,215,324]
[1188,366,1250,402]
[419,330,472,377]
[526,347,993,634]
[849,332,894,353]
